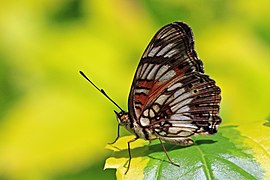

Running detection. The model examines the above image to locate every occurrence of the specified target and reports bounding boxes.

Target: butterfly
[80,21,221,174]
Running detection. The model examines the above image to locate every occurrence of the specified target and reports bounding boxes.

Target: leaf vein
[194,143,213,180]
[155,144,179,179]
[210,154,257,179]
[243,135,270,159]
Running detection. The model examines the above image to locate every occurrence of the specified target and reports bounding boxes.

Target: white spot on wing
[140,63,148,77]
[140,117,150,126]
[176,105,190,113]
[155,95,169,106]
[152,104,160,113]
[142,64,154,79]
[149,109,155,117]
[155,65,169,80]
[135,88,149,95]
[167,82,183,91]
[143,109,149,117]
[170,114,191,120]
[158,131,166,136]
[178,131,194,137]
[168,127,181,134]
[157,44,174,56]
[159,28,175,39]
[173,88,185,97]
[164,49,178,58]
[171,98,192,112]
[170,91,192,107]
[172,124,197,129]
[136,65,142,78]
[147,65,160,80]
[148,46,161,57]
[159,70,176,82]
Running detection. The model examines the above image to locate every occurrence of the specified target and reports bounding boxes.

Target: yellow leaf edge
[104,135,149,180]
[238,121,270,179]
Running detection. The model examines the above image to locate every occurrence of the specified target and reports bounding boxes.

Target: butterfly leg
[158,137,180,167]
[125,136,139,174]
[108,124,120,144]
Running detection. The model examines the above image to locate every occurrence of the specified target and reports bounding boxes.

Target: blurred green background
[0,0,269,179]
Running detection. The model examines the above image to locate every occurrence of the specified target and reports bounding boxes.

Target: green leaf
[105,126,268,179]
[263,115,270,127]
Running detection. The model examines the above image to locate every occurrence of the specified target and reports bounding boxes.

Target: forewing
[128,22,204,120]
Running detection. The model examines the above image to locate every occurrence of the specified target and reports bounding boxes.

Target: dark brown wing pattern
[128,22,221,141]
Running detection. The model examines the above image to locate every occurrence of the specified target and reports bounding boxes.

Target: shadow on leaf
[109,137,218,161]
[195,139,217,145]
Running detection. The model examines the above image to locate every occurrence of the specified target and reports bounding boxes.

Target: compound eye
[114,111,130,125]
[120,114,129,123]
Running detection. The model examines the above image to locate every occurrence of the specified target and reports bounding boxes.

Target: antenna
[79,71,124,112]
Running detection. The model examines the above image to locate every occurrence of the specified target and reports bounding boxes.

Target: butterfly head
[114,110,130,126]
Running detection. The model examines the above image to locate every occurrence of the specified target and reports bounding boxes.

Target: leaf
[263,115,270,127]
[104,136,149,179]
[237,121,270,178]
[104,126,268,179]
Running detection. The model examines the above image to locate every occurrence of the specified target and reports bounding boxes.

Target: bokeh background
[0,0,269,179]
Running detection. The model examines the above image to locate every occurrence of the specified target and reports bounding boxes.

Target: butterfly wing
[128,22,221,141]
